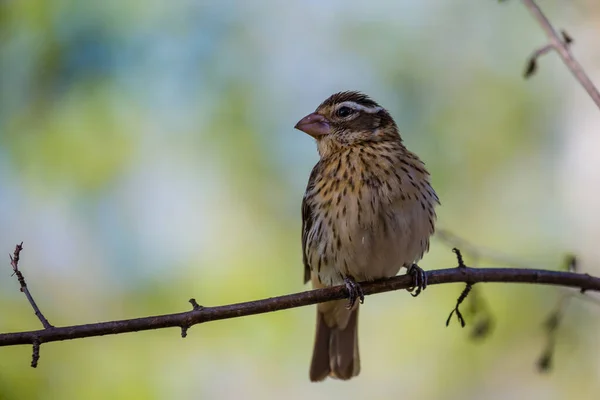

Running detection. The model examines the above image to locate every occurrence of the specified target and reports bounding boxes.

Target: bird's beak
[294,112,330,138]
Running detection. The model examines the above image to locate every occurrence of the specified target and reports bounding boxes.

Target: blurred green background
[2,0,600,399]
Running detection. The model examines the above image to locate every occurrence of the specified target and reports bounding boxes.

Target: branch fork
[514,0,600,108]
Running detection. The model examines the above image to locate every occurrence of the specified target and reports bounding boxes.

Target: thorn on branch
[453,248,466,268]
[561,30,573,45]
[446,283,473,328]
[181,299,204,338]
[189,298,203,311]
[31,339,40,368]
[181,299,205,338]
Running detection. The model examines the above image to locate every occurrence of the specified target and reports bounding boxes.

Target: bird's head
[295,91,400,157]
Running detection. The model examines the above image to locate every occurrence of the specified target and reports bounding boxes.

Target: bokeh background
[2,0,600,399]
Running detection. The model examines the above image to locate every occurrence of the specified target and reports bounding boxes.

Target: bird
[295,91,439,382]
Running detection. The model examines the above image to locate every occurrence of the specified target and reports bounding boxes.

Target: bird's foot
[407,264,427,297]
[343,276,364,309]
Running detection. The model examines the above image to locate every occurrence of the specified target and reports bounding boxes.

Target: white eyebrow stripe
[336,101,382,114]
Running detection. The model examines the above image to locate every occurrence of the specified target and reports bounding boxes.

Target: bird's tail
[309,303,360,381]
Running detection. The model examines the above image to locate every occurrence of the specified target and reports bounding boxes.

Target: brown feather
[309,310,332,381]
[310,304,360,381]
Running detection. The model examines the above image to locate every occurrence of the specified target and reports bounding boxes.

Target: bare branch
[2,266,600,352]
[9,242,53,329]
[519,0,600,108]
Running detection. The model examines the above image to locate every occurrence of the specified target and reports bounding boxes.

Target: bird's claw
[407,264,427,297]
[344,277,364,309]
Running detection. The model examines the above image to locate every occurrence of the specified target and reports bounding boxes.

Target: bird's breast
[304,145,438,287]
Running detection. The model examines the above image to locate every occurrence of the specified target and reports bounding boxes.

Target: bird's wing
[301,194,313,284]
[302,163,321,284]
[387,154,439,261]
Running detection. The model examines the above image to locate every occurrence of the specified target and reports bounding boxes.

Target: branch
[517,0,600,108]
[9,242,53,330]
[438,231,600,370]
[2,266,600,349]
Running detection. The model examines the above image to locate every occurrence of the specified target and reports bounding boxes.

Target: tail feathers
[309,311,332,381]
[309,307,360,381]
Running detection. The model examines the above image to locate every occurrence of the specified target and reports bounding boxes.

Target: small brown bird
[295,91,439,381]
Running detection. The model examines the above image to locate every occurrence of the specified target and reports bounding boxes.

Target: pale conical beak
[294,112,330,138]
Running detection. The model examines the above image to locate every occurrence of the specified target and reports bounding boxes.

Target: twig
[524,31,572,78]
[446,284,473,328]
[2,266,600,352]
[446,248,473,328]
[519,0,600,108]
[453,248,466,268]
[524,43,554,78]
[440,234,498,337]
[442,237,597,370]
[31,340,40,368]
[9,243,53,329]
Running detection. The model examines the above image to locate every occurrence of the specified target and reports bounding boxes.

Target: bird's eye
[336,106,354,118]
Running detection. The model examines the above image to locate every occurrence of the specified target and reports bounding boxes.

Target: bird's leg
[407,264,427,297]
[343,276,365,309]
